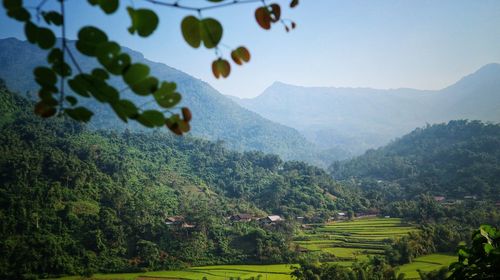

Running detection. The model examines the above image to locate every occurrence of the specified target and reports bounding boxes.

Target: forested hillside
[0,38,334,166]
[329,120,500,200]
[0,85,362,278]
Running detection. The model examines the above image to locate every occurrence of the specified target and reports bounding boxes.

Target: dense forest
[1,83,499,279]
[330,120,500,201]
[0,84,364,278]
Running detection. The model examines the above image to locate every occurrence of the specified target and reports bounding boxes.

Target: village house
[260,215,283,225]
[165,216,195,228]
[433,196,446,202]
[230,214,253,222]
[335,212,347,220]
[165,216,184,225]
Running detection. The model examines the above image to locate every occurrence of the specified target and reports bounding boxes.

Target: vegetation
[291,256,404,280]
[448,225,500,280]
[0,86,361,279]
[330,120,500,201]
[398,254,455,279]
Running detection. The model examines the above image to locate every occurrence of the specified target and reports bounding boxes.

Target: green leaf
[200,18,223,48]
[7,6,30,22]
[65,96,78,106]
[65,107,94,122]
[127,7,159,37]
[37,27,56,49]
[123,63,149,86]
[91,68,110,80]
[95,41,121,70]
[131,77,158,96]
[484,243,494,254]
[42,11,63,26]
[34,67,57,87]
[112,99,138,121]
[88,0,119,14]
[24,21,38,43]
[107,53,131,75]
[90,80,119,103]
[138,110,165,127]
[76,26,108,56]
[68,74,92,97]
[3,0,22,9]
[153,82,181,108]
[47,48,63,64]
[118,99,138,118]
[52,61,72,77]
[181,16,201,48]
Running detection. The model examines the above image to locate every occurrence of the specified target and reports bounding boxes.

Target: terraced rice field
[398,254,457,279]
[294,218,417,260]
[56,264,293,280]
[56,218,449,280]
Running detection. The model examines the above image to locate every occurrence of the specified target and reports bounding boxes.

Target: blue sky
[1,0,500,98]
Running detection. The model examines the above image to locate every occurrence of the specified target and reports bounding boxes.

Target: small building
[230,214,253,222]
[464,195,477,200]
[336,212,347,220]
[433,196,446,202]
[166,216,195,228]
[165,216,185,225]
[260,215,283,225]
[495,202,500,208]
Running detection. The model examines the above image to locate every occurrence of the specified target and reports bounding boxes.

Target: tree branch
[144,0,263,12]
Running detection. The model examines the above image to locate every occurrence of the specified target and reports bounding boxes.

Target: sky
[1,0,500,98]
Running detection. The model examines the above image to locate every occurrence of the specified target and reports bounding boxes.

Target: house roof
[235,214,252,219]
[267,215,282,222]
[166,216,184,223]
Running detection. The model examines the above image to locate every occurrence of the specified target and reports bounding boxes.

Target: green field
[294,218,417,260]
[55,218,452,280]
[56,264,293,280]
[398,254,456,279]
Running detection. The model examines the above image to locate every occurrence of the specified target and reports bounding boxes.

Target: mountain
[0,85,362,277]
[0,37,332,165]
[233,65,500,155]
[329,120,500,201]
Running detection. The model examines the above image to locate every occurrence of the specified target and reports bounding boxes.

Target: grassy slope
[398,254,457,279]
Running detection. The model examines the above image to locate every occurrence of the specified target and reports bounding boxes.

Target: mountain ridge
[0,37,338,166]
[233,64,500,155]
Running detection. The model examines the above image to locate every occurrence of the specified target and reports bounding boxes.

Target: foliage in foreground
[448,225,500,280]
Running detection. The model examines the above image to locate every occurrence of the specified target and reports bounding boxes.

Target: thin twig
[144,0,262,12]
[59,0,66,112]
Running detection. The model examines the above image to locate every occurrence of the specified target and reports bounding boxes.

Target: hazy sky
[1,0,500,98]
